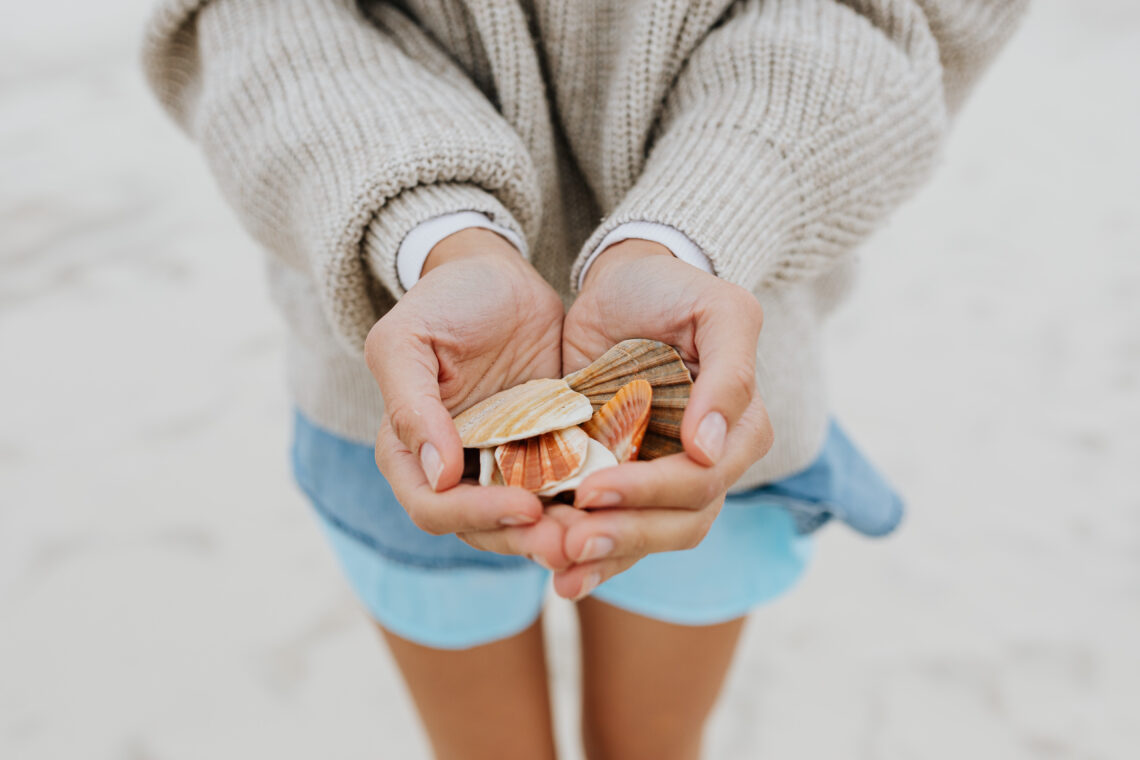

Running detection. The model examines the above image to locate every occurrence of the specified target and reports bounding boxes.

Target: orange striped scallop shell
[494,425,590,492]
[580,379,652,463]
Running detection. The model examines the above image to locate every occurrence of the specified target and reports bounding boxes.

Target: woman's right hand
[365,228,571,570]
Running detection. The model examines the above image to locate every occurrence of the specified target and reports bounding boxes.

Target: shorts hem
[589,563,809,627]
[317,515,550,650]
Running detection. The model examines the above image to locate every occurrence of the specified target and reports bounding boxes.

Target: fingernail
[695,412,727,463]
[420,442,445,491]
[578,536,614,562]
[574,572,602,601]
[576,490,622,508]
[500,513,536,527]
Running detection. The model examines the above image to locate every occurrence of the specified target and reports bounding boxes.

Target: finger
[375,420,542,533]
[458,515,574,571]
[681,285,765,466]
[552,499,725,599]
[552,557,640,600]
[574,397,772,510]
[576,454,721,510]
[564,503,722,564]
[366,319,464,491]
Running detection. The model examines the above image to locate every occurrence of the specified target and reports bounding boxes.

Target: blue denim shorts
[292,412,900,649]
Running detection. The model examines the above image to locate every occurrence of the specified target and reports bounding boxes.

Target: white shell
[478,448,500,486]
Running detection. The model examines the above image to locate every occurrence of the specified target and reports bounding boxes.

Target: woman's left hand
[549,238,775,599]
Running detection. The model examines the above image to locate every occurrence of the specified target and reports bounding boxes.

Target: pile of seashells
[453,339,692,498]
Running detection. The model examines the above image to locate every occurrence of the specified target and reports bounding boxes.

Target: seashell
[638,430,685,460]
[581,379,652,463]
[536,438,619,498]
[564,339,691,459]
[478,447,502,487]
[453,378,594,448]
[494,426,590,492]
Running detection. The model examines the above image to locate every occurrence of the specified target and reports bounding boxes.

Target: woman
[143,1,1026,757]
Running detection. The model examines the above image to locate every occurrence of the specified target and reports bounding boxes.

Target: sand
[2,1,1137,757]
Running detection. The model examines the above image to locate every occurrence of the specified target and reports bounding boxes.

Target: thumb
[365,321,464,492]
[680,286,766,467]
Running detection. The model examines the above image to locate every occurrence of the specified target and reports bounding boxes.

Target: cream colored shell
[453,378,594,448]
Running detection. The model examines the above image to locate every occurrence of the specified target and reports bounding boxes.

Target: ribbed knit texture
[142,0,1026,488]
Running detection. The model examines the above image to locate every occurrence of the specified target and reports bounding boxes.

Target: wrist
[581,238,673,291]
[422,227,525,276]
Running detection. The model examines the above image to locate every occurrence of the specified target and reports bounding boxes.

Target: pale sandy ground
[1,1,1138,758]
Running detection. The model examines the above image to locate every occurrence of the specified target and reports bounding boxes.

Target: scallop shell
[453,378,594,448]
[581,379,652,463]
[494,426,590,492]
[536,438,619,498]
[563,339,691,459]
[638,430,685,460]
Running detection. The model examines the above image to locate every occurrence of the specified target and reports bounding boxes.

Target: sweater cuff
[364,184,530,298]
[576,221,714,290]
[572,125,808,293]
[396,212,527,292]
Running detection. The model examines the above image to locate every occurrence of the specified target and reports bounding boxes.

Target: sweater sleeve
[570,0,1028,292]
[142,0,541,351]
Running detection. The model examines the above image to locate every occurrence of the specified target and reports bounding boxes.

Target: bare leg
[576,597,746,760]
[379,616,558,760]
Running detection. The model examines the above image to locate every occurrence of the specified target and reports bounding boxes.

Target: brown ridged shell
[494,426,590,492]
[453,378,593,448]
[563,340,691,459]
[581,379,652,462]
[638,430,685,460]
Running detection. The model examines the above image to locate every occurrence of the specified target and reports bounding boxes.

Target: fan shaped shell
[564,339,691,459]
[494,426,590,492]
[536,438,619,498]
[453,378,593,448]
[581,379,652,462]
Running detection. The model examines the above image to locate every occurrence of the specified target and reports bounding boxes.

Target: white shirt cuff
[397,211,528,291]
[577,221,714,289]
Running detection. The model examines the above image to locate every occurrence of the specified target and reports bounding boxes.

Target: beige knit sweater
[143,0,1026,488]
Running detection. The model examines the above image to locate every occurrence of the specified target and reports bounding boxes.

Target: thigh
[381,616,558,760]
[576,597,745,760]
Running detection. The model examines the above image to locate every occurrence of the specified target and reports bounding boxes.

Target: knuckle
[757,419,775,456]
[626,527,650,557]
[386,404,420,448]
[408,506,446,536]
[725,362,757,405]
[373,426,399,474]
[744,401,775,456]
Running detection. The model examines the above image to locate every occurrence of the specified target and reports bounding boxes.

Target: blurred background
[1,1,1137,758]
